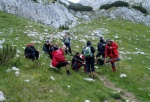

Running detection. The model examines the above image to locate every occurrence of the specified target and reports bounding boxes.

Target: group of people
[24,32,120,78]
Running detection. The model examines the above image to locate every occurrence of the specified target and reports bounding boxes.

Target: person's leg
[43,46,47,53]
[91,57,96,78]
[72,62,78,70]
[31,52,36,61]
[111,62,116,72]
[56,61,72,75]
[56,61,68,69]
[64,43,68,54]
[110,58,120,63]
[35,51,39,59]
[91,57,95,72]
[107,57,120,63]
[67,43,72,54]
[95,52,100,64]
[25,53,32,59]
[83,65,87,73]
[86,58,92,77]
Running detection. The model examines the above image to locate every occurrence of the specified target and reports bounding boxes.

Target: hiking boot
[106,60,110,63]
[67,71,72,76]
[92,75,96,79]
[89,75,92,78]
[92,72,97,79]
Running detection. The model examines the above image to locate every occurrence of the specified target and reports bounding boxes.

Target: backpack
[83,46,93,58]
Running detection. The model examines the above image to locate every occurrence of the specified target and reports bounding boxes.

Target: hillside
[0,11,150,102]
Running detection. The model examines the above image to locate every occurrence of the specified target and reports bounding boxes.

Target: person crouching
[51,45,72,76]
[71,52,86,71]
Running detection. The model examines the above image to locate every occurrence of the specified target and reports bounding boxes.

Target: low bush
[100,1,129,10]
[67,2,93,11]
[112,1,129,7]
[100,4,112,10]
[0,44,17,65]
[132,5,148,15]
[59,25,69,30]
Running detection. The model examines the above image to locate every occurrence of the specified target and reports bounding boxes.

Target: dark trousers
[64,42,72,54]
[109,58,120,71]
[25,51,39,61]
[85,57,95,73]
[72,62,82,71]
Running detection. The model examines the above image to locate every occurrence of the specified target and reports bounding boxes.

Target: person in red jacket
[51,45,72,76]
[104,39,120,72]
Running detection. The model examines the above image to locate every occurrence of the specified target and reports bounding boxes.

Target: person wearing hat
[95,37,106,65]
[71,52,86,71]
[24,42,39,61]
[104,39,120,72]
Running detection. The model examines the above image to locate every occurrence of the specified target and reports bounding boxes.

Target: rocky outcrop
[142,0,150,14]
[79,0,144,10]
[101,7,150,26]
[0,0,78,28]
[0,0,150,28]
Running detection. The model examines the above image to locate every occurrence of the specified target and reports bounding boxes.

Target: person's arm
[111,42,118,50]
[91,46,95,53]
[104,46,108,64]
[73,57,82,63]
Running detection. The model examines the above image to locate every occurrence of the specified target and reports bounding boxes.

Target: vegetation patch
[0,44,16,65]
[100,1,129,10]
[67,2,93,11]
[132,5,148,15]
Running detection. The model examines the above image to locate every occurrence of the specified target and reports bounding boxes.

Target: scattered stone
[15,71,20,76]
[0,91,6,101]
[120,74,127,78]
[83,78,94,82]
[85,100,90,102]
[12,66,20,71]
[24,80,30,82]
[50,76,55,81]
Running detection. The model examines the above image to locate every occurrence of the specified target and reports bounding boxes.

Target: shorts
[96,52,105,58]
[56,61,69,68]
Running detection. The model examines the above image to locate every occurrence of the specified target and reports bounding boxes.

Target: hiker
[52,43,59,51]
[83,41,96,78]
[104,39,120,72]
[63,32,72,55]
[51,45,72,76]
[71,52,86,71]
[49,43,60,59]
[43,41,50,54]
[24,42,39,61]
[48,42,54,59]
[95,37,106,65]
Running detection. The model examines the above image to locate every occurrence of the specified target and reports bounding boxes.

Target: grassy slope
[0,11,150,102]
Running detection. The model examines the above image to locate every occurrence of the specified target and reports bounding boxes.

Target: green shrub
[67,2,93,11]
[109,93,121,100]
[112,1,129,7]
[33,0,38,2]
[100,4,112,10]
[132,5,148,14]
[59,25,69,30]
[52,0,57,3]
[100,1,129,10]
[0,44,17,65]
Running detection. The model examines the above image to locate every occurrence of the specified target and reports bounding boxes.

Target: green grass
[0,11,150,102]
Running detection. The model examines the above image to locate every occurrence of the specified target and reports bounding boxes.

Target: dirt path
[96,74,138,102]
